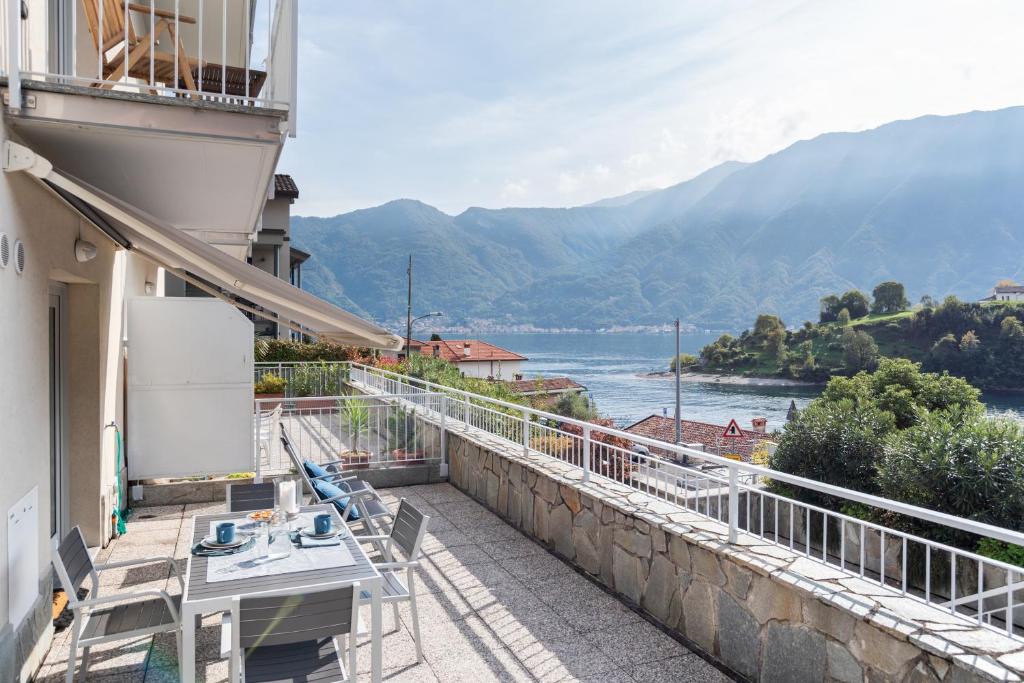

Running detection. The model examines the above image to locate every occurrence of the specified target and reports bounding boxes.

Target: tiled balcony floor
[35,484,730,682]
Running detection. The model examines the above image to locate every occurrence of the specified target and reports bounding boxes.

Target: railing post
[464,395,471,425]
[253,400,263,483]
[521,409,530,456]
[583,425,592,482]
[6,0,21,112]
[439,394,448,479]
[728,463,739,543]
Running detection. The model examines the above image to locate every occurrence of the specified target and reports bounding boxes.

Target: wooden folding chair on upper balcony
[81,0,267,99]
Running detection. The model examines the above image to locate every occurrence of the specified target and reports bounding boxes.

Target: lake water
[477,332,1024,428]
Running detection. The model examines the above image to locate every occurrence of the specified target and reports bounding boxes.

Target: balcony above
[1,0,297,258]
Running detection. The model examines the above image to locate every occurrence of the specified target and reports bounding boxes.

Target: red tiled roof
[503,377,585,394]
[416,339,527,363]
[624,415,771,461]
[274,174,299,199]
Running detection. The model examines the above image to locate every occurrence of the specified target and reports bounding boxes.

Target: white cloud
[285,1,1024,215]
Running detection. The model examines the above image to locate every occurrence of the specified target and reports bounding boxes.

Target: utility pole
[675,318,681,444]
[405,255,413,356]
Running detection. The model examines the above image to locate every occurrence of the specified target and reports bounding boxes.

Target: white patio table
[180,503,383,683]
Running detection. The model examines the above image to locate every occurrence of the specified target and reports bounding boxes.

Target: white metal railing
[253,391,445,478]
[255,361,350,399]
[1,0,297,125]
[347,361,1024,640]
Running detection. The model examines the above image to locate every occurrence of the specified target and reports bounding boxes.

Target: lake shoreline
[642,370,822,388]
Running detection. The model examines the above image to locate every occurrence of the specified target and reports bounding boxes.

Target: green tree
[841,329,878,372]
[669,353,698,371]
[769,399,894,505]
[551,392,597,421]
[429,333,443,341]
[920,294,937,309]
[878,413,1024,547]
[836,308,851,326]
[819,295,841,323]
[766,328,787,362]
[871,281,910,314]
[753,314,785,338]
[840,290,870,319]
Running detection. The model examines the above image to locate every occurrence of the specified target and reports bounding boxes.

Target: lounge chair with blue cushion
[281,427,394,537]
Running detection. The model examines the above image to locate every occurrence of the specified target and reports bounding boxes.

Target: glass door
[48,283,69,544]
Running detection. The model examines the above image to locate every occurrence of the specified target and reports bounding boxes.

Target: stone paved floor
[35,483,731,682]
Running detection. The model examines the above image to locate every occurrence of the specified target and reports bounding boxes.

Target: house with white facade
[415,338,527,379]
[0,3,401,679]
[980,282,1024,302]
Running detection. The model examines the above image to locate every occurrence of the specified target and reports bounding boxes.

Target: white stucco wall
[457,360,524,380]
[0,132,155,634]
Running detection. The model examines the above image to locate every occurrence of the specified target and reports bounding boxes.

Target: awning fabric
[11,142,403,350]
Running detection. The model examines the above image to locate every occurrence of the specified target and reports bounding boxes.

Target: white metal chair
[357,499,430,662]
[227,585,362,683]
[52,526,183,682]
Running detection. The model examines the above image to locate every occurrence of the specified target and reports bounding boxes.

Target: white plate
[300,527,339,540]
[201,536,247,549]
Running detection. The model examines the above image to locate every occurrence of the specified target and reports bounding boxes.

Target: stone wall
[447,430,1024,682]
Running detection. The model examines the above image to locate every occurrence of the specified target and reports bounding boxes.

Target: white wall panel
[127,298,253,478]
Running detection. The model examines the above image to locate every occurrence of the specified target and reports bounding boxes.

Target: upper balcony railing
[324,360,1024,642]
[2,0,297,131]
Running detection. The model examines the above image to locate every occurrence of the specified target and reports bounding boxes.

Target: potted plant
[254,372,287,408]
[292,361,343,411]
[338,397,372,468]
[388,408,426,465]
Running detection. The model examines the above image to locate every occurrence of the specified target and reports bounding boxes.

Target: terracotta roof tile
[416,339,527,363]
[274,174,299,199]
[624,415,772,462]
[503,377,585,394]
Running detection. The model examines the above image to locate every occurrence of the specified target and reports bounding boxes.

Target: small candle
[279,480,299,514]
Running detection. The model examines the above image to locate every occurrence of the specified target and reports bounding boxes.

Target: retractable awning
[5,142,403,351]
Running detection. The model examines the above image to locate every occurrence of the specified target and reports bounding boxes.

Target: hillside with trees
[696,280,1024,390]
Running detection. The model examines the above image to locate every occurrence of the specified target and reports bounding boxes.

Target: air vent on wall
[0,233,9,268]
[13,239,25,274]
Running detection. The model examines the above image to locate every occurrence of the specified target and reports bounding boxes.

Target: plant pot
[391,449,426,466]
[294,397,338,411]
[339,450,372,470]
[254,393,284,409]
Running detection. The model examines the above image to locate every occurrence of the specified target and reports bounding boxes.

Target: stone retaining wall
[447,430,1024,682]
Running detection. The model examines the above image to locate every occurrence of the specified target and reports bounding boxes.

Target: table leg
[371,579,382,683]
[181,602,197,683]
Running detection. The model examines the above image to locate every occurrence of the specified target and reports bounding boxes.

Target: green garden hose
[106,422,129,535]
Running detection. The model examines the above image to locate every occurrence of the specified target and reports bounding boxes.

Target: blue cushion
[311,479,361,521]
[303,460,329,480]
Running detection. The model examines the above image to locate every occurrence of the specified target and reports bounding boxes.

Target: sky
[280,0,1024,217]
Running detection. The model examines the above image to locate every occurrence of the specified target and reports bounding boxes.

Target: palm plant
[338,397,371,453]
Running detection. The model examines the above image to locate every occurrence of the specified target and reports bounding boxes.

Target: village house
[980,281,1024,302]
[501,375,587,408]
[624,414,774,462]
[415,338,527,380]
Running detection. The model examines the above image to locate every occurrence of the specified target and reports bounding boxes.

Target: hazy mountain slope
[295,107,1024,330]
[516,107,1024,328]
[292,162,744,326]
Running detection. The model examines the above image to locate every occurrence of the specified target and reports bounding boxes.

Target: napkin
[291,531,342,548]
[191,537,256,557]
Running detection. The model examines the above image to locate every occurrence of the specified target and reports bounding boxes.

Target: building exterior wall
[0,127,156,680]
[457,359,523,380]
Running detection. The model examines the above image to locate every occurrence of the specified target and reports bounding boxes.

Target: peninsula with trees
[693,280,1024,391]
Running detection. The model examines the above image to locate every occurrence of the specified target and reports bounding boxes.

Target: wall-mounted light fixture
[144,281,155,295]
[74,239,97,263]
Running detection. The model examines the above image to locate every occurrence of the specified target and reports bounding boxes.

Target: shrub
[255,339,372,363]
[254,372,287,394]
[878,413,1024,547]
[290,361,343,397]
[668,353,698,371]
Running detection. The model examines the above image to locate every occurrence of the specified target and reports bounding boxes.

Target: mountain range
[292,107,1024,331]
